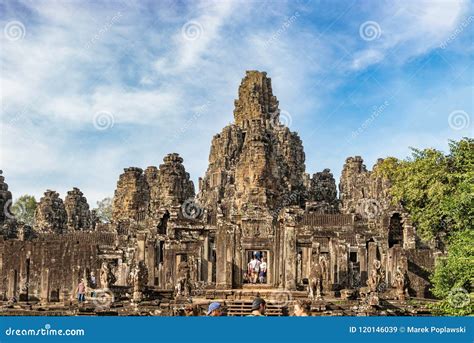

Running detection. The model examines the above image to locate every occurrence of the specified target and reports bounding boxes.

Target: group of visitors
[246,251,268,284]
[201,297,311,317]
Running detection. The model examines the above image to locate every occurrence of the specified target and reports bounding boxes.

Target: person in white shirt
[259,257,267,283]
[248,256,260,284]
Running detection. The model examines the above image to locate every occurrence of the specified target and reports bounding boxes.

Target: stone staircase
[225,299,288,316]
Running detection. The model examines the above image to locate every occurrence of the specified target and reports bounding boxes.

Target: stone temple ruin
[0,71,438,316]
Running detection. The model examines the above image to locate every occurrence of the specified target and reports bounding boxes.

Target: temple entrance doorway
[244,250,270,285]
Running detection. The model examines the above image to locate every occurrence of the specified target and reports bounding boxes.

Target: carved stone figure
[130,261,148,302]
[100,262,116,289]
[175,262,192,297]
[309,261,323,300]
[394,266,408,300]
[368,259,382,293]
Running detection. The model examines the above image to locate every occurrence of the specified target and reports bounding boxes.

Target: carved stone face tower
[198,70,306,219]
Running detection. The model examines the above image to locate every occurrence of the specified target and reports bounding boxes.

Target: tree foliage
[376,138,474,241]
[376,138,473,315]
[430,230,474,315]
[11,195,37,226]
[94,197,113,223]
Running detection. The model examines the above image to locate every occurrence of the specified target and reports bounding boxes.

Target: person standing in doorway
[249,255,260,284]
[259,257,267,284]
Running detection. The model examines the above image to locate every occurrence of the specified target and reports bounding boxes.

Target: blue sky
[1,0,473,206]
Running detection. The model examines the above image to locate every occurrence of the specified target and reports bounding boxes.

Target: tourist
[76,278,86,303]
[248,256,261,284]
[243,272,250,283]
[259,257,267,283]
[89,272,97,297]
[207,302,223,316]
[293,300,311,316]
[248,297,266,316]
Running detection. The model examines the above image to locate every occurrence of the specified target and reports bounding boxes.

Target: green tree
[430,230,474,315]
[376,138,473,315]
[376,138,474,240]
[94,197,113,223]
[11,195,37,226]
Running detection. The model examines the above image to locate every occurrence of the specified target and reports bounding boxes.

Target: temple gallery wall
[0,71,437,311]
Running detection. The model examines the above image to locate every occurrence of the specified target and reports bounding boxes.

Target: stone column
[283,225,297,290]
[40,268,50,303]
[137,232,146,262]
[202,233,209,282]
[146,240,155,286]
[7,269,17,300]
[358,245,367,286]
[367,241,377,277]
[216,224,232,288]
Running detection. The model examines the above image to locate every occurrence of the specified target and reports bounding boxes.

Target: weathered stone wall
[112,154,195,227]
[64,188,91,231]
[305,168,339,213]
[0,171,12,224]
[34,190,68,234]
[339,157,396,218]
[198,71,306,218]
[112,167,149,224]
[0,232,117,302]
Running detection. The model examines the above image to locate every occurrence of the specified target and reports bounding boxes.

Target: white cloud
[351,0,470,70]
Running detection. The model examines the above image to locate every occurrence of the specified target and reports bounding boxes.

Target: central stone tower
[198,71,306,221]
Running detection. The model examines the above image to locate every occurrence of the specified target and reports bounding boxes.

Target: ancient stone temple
[0,71,437,315]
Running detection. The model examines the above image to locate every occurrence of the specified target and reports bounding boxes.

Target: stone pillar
[202,234,209,282]
[40,268,50,303]
[329,239,337,285]
[7,269,17,300]
[367,241,377,278]
[216,224,232,288]
[137,233,146,262]
[233,225,242,288]
[338,243,349,287]
[283,225,297,290]
[146,240,155,286]
[358,246,367,286]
